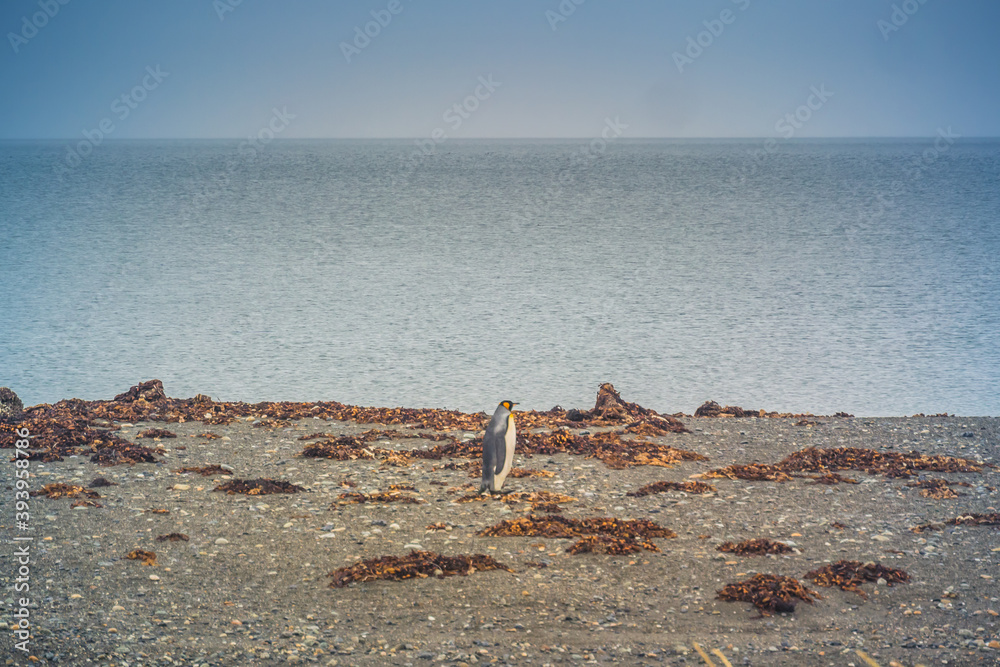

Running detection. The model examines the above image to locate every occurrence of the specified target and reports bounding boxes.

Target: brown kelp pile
[478,515,676,540]
[703,464,793,482]
[4,381,703,473]
[906,478,970,499]
[717,538,794,556]
[717,574,821,616]
[126,550,157,566]
[213,479,305,495]
[627,480,716,497]
[947,513,1000,527]
[155,533,190,542]
[336,491,423,505]
[704,446,984,482]
[136,428,176,439]
[329,551,512,588]
[805,561,910,598]
[29,483,100,500]
[566,535,660,555]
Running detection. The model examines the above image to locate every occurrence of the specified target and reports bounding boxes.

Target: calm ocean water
[2,139,999,416]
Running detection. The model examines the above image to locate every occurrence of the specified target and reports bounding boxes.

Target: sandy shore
[2,407,999,666]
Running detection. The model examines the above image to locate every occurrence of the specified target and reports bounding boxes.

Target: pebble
[215,538,229,545]
[149,575,160,581]
[404,543,423,550]
[172,484,191,491]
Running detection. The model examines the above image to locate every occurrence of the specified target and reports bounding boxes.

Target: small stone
[149,575,160,581]
[877,577,887,586]
[403,543,423,550]
[215,538,229,545]
[112,605,125,611]
[172,484,190,491]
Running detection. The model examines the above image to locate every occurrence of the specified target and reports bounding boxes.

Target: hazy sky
[3,0,999,139]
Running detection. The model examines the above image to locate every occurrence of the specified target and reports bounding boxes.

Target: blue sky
[2,0,999,138]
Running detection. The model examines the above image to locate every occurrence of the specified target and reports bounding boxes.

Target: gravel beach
[2,392,999,667]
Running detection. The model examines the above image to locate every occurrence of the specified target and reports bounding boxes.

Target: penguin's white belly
[494,414,516,490]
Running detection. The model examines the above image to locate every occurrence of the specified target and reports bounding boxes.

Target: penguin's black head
[500,400,518,411]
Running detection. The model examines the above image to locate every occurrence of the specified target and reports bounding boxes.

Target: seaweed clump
[136,428,176,439]
[329,551,512,588]
[703,464,793,483]
[703,446,985,482]
[717,574,821,616]
[213,478,305,495]
[91,441,160,466]
[479,515,676,540]
[336,491,422,505]
[627,480,716,497]
[156,533,190,542]
[805,560,910,598]
[30,483,100,500]
[566,535,660,555]
[717,538,794,556]
[906,478,970,499]
[126,549,157,566]
[947,513,1000,527]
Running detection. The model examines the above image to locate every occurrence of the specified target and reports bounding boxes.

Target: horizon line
[4,136,999,142]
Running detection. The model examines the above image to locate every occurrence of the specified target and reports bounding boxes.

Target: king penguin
[480,400,517,493]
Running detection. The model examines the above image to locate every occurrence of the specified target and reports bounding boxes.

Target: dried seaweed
[566,535,660,555]
[30,483,100,500]
[89,477,116,488]
[717,574,821,616]
[946,513,1000,527]
[478,515,676,539]
[830,521,847,530]
[704,446,984,483]
[717,538,793,556]
[136,428,176,439]
[425,522,450,531]
[175,465,231,476]
[69,500,102,508]
[196,432,220,439]
[909,522,944,533]
[329,550,512,588]
[779,447,982,478]
[300,435,383,460]
[805,560,910,598]
[510,468,556,478]
[387,484,416,491]
[627,480,716,497]
[155,533,190,542]
[126,549,157,566]
[906,478,970,499]
[336,491,422,504]
[213,478,305,495]
[702,464,794,482]
[797,472,859,485]
[91,441,160,466]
